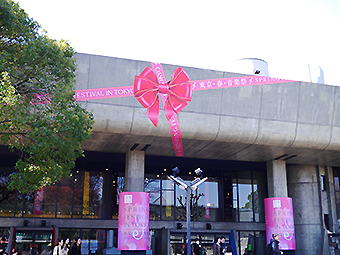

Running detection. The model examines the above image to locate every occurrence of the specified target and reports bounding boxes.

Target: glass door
[15,231,53,255]
[170,233,185,255]
[170,232,230,255]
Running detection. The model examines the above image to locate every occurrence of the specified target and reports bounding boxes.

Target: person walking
[220,237,226,255]
[68,238,81,255]
[213,238,220,255]
[53,239,63,255]
[61,238,69,255]
[270,233,283,255]
[225,246,233,255]
[11,249,19,255]
[192,239,201,255]
[0,237,6,255]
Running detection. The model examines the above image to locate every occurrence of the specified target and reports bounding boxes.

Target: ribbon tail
[147,97,160,127]
[164,100,176,121]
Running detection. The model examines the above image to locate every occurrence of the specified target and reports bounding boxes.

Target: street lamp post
[169,167,208,255]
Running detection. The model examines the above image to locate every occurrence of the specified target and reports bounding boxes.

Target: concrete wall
[75,53,340,166]
[287,165,323,255]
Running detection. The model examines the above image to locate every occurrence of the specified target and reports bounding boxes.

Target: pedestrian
[213,238,220,255]
[192,239,201,255]
[220,236,226,254]
[68,238,81,255]
[11,249,19,255]
[53,238,63,255]
[61,238,69,255]
[270,233,283,255]
[0,237,6,255]
[225,246,233,255]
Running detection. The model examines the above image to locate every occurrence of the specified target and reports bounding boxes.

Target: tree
[176,192,205,221]
[243,190,258,212]
[0,0,94,193]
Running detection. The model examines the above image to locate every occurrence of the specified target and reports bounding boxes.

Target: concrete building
[1,53,340,255]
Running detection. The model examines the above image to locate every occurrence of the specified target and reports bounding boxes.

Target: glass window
[238,171,253,222]
[22,192,34,217]
[321,175,326,191]
[232,170,263,222]
[42,185,57,218]
[223,172,233,222]
[15,191,24,217]
[83,172,104,219]
[112,176,124,219]
[334,169,340,222]
[57,176,73,218]
[239,231,253,255]
[145,176,161,220]
[232,173,238,222]
[162,177,174,220]
[175,180,189,221]
[197,178,220,221]
[73,171,84,219]
[58,228,117,255]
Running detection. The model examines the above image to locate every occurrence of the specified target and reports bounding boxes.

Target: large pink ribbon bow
[134,66,192,127]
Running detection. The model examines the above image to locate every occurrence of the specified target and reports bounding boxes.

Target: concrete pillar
[124,150,145,192]
[266,160,288,197]
[122,150,146,255]
[287,165,323,255]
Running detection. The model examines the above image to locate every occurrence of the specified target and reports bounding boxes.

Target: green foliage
[243,189,258,212]
[0,0,94,193]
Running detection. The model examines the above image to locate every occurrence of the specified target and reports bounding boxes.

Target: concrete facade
[76,53,340,167]
[1,53,340,255]
[75,53,340,255]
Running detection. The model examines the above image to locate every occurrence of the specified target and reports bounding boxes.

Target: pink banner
[264,197,296,250]
[75,86,134,101]
[75,76,294,101]
[118,192,150,250]
[151,63,185,157]
[33,187,44,215]
[74,64,296,156]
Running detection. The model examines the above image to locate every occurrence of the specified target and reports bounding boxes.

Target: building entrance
[14,229,53,255]
[170,232,231,255]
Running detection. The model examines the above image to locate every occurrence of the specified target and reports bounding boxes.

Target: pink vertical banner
[118,192,150,250]
[33,187,44,215]
[264,197,296,250]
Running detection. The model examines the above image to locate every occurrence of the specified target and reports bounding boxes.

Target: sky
[17,0,340,86]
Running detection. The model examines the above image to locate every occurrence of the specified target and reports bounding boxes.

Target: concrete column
[266,160,288,197]
[287,165,323,255]
[124,150,145,192]
[122,150,146,255]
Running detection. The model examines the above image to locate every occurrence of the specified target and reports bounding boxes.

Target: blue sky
[17,0,340,86]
